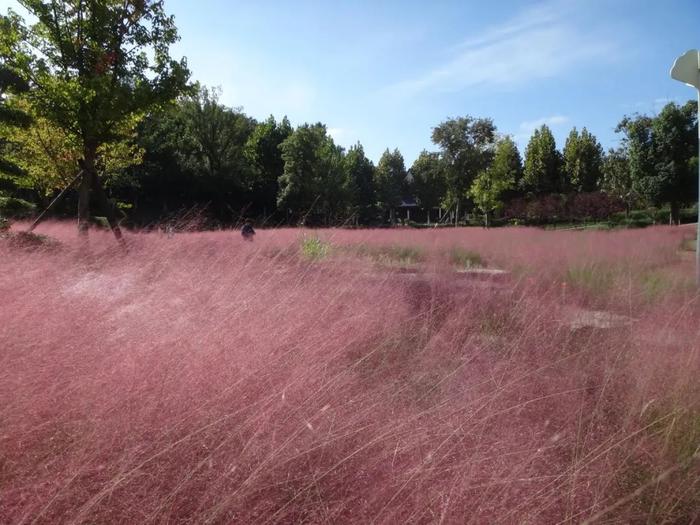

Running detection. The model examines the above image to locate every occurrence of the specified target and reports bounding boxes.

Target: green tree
[278,123,348,224]
[615,113,654,207]
[563,127,603,192]
[522,124,562,194]
[0,65,31,193]
[245,115,292,218]
[3,97,143,205]
[179,87,256,213]
[1,0,190,236]
[616,101,698,223]
[374,148,406,224]
[650,101,698,223]
[409,150,446,224]
[431,116,496,223]
[468,136,522,226]
[601,147,637,215]
[343,142,376,225]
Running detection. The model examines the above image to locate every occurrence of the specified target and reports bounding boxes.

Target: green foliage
[469,136,521,225]
[343,142,376,224]
[449,247,483,268]
[409,150,446,219]
[374,148,407,224]
[1,1,190,147]
[563,127,603,192]
[431,116,496,213]
[601,147,638,213]
[523,124,562,193]
[1,0,190,227]
[278,123,348,224]
[245,115,292,216]
[300,235,330,261]
[0,63,31,191]
[616,101,698,222]
[0,195,35,217]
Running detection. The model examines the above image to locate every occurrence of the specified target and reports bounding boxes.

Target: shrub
[300,235,331,260]
[0,196,36,218]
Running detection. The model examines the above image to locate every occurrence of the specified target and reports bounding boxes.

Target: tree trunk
[77,170,91,235]
[92,173,125,244]
[80,143,125,245]
[670,201,680,225]
[455,201,459,227]
[484,211,489,228]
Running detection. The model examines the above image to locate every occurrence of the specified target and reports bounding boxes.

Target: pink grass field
[1,222,699,524]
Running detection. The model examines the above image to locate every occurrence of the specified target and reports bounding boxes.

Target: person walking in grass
[241,219,256,241]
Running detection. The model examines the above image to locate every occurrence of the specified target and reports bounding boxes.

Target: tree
[278,123,348,224]
[615,113,655,207]
[468,136,522,226]
[601,147,637,215]
[0,64,31,194]
[431,116,496,223]
[650,101,698,223]
[616,101,698,223]
[343,142,376,225]
[374,148,406,224]
[3,96,143,206]
[563,127,603,192]
[409,150,446,224]
[1,1,190,237]
[178,87,256,216]
[245,115,292,218]
[522,125,562,194]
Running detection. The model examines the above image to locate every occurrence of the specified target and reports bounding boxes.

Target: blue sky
[2,0,699,164]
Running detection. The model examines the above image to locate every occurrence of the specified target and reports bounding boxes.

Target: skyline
[2,0,699,164]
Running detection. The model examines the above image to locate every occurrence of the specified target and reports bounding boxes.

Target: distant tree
[468,136,522,226]
[616,101,698,223]
[650,101,698,223]
[563,127,603,192]
[601,147,637,216]
[1,1,190,236]
[374,148,406,224]
[409,150,446,224]
[245,115,292,218]
[615,114,655,207]
[343,142,376,225]
[179,87,256,208]
[278,123,348,224]
[431,116,496,223]
[522,125,562,194]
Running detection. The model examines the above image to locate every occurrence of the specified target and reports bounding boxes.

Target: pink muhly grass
[1,221,698,523]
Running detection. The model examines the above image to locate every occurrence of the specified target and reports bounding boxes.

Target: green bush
[0,196,36,218]
[300,235,331,261]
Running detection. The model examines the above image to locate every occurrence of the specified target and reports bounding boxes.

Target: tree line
[0,2,698,231]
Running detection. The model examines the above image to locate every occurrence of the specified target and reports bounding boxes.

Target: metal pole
[27,170,83,232]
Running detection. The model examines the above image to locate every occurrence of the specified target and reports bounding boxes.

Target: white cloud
[514,114,569,143]
[387,1,616,99]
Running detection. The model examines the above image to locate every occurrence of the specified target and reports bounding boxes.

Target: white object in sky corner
[670,49,700,88]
